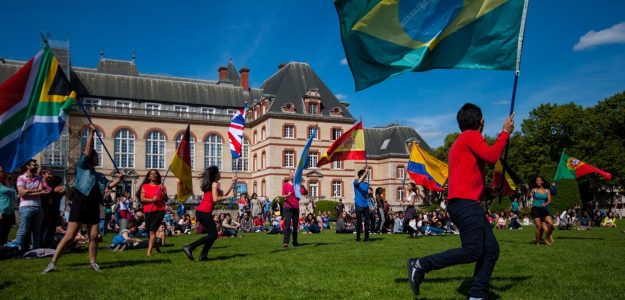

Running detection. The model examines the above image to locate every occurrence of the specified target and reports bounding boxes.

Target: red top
[142,184,167,212]
[447,130,509,202]
[282,181,307,209]
[197,191,215,213]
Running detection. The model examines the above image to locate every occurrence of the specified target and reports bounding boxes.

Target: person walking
[529,176,554,245]
[138,169,168,256]
[407,103,514,298]
[281,169,307,248]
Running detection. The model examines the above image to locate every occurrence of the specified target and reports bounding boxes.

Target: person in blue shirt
[353,166,371,242]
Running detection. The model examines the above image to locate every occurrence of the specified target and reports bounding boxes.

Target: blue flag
[335,0,527,90]
[294,127,317,199]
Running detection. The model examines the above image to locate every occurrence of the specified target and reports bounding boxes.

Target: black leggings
[188,211,217,258]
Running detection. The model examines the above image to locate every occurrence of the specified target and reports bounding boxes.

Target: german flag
[170,124,193,202]
[317,120,366,167]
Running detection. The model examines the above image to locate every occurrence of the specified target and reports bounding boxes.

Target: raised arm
[468,113,515,165]
[85,124,96,157]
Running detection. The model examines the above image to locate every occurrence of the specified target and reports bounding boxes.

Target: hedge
[315,200,339,221]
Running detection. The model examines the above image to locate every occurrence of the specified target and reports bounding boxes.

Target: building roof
[364,124,431,158]
[261,62,353,119]
[225,61,240,85]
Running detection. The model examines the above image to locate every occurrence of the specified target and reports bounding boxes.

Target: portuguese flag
[554,152,612,181]
[170,124,194,202]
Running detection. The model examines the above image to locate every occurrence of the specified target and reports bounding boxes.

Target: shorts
[530,206,550,220]
[404,206,417,221]
[145,211,165,232]
[69,187,102,225]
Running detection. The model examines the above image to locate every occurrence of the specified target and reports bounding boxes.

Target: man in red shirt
[407,103,515,299]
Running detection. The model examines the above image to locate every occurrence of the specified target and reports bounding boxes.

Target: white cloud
[406,113,457,147]
[335,93,347,100]
[493,100,510,105]
[340,58,348,65]
[573,22,625,51]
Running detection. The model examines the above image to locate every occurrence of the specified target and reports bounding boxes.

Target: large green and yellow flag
[335,0,527,90]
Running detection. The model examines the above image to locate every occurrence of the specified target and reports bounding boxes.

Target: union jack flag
[228,102,246,158]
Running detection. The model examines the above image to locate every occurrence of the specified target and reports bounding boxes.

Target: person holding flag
[353,166,372,242]
[43,124,124,273]
[407,103,514,298]
[281,169,307,248]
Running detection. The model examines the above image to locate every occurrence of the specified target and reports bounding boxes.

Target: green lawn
[1,222,624,300]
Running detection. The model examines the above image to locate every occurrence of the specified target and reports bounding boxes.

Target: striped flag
[294,127,316,199]
[317,120,366,167]
[492,159,522,196]
[0,47,76,171]
[170,124,193,202]
[407,143,448,191]
[228,102,246,159]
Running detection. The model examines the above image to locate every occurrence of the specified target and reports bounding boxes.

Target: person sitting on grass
[496,211,508,229]
[335,211,353,234]
[321,212,331,229]
[110,221,142,251]
[601,212,617,228]
[253,214,266,232]
[508,211,521,230]
[577,211,592,230]
[393,212,404,234]
[222,213,240,237]
[240,212,253,233]
[303,213,320,234]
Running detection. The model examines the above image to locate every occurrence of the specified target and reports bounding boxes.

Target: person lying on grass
[110,221,143,251]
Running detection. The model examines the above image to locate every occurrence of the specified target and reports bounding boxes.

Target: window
[308,152,318,168]
[146,130,166,169]
[115,100,132,113]
[42,140,65,166]
[308,103,318,114]
[232,139,249,171]
[396,165,405,180]
[253,154,257,171]
[261,126,266,140]
[174,105,189,117]
[332,160,342,169]
[332,128,342,140]
[261,180,266,196]
[253,130,257,144]
[175,133,195,170]
[253,181,257,194]
[309,181,318,198]
[397,187,405,202]
[283,150,295,168]
[114,129,135,168]
[261,151,266,169]
[308,127,319,140]
[204,134,223,169]
[227,109,237,116]
[332,181,343,197]
[201,107,216,119]
[145,103,161,116]
[83,98,101,110]
[80,128,103,167]
[283,125,294,139]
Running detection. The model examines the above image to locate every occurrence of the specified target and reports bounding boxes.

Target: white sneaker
[89,262,102,272]
[42,262,56,274]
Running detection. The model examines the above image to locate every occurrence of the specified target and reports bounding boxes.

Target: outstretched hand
[503,112,515,133]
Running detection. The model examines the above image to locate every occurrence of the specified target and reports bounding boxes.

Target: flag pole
[498,0,529,203]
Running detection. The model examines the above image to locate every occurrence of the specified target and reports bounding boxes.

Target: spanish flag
[317,120,366,167]
[407,143,448,191]
[492,159,520,196]
[170,124,194,202]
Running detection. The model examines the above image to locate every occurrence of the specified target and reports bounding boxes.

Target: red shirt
[197,191,215,213]
[282,181,307,209]
[142,184,167,212]
[447,130,509,202]
[253,217,264,227]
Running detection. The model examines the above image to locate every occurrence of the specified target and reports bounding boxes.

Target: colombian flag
[407,143,448,191]
[554,152,612,182]
[335,0,527,90]
[170,124,194,202]
[491,159,521,196]
[317,121,366,167]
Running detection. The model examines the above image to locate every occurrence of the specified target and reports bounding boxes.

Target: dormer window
[330,106,343,116]
[304,88,321,115]
[282,103,296,113]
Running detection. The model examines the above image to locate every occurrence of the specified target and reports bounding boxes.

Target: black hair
[375,187,384,197]
[457,103,483,131]
[21,159,37,173]
[136,169,162,199]
[201,166,220,192]
[357,169,366,178]
[529,176,549,190]
[408,182,416,191]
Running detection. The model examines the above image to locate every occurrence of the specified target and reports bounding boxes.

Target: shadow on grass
[0,281,14,291]
[395,275,532,299]
[210,253,250,261]
[556,236,604,240]
[268,242,337,253]
[69,259,172,269]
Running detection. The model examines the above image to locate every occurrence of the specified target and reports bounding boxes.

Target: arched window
[175,133,195,170]
[114,129,135,168]
[253,154,257,171]
[232,139,249,171]
[81,128,103,167]
[146,130,166,169]
[261,126,266,140]
[204,134,223,169]
[261,151,266,169]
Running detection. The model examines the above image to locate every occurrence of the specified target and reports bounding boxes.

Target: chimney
[218,66,227,81]
[239,67,250,91]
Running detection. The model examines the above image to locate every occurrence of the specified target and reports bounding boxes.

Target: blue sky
[2,0,625,147]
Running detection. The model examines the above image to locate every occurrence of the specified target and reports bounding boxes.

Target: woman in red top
[182,166,236,261]
[138,169,167,256]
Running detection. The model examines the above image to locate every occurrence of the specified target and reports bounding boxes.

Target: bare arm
[545,190,552,207]
[357,166,371,184]
[85,124,96,157]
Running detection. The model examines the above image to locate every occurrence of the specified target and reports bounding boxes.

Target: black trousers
[355,206,370,240]
[419,199,500,299]
[188,211,218,258]
[282,208,299,245]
